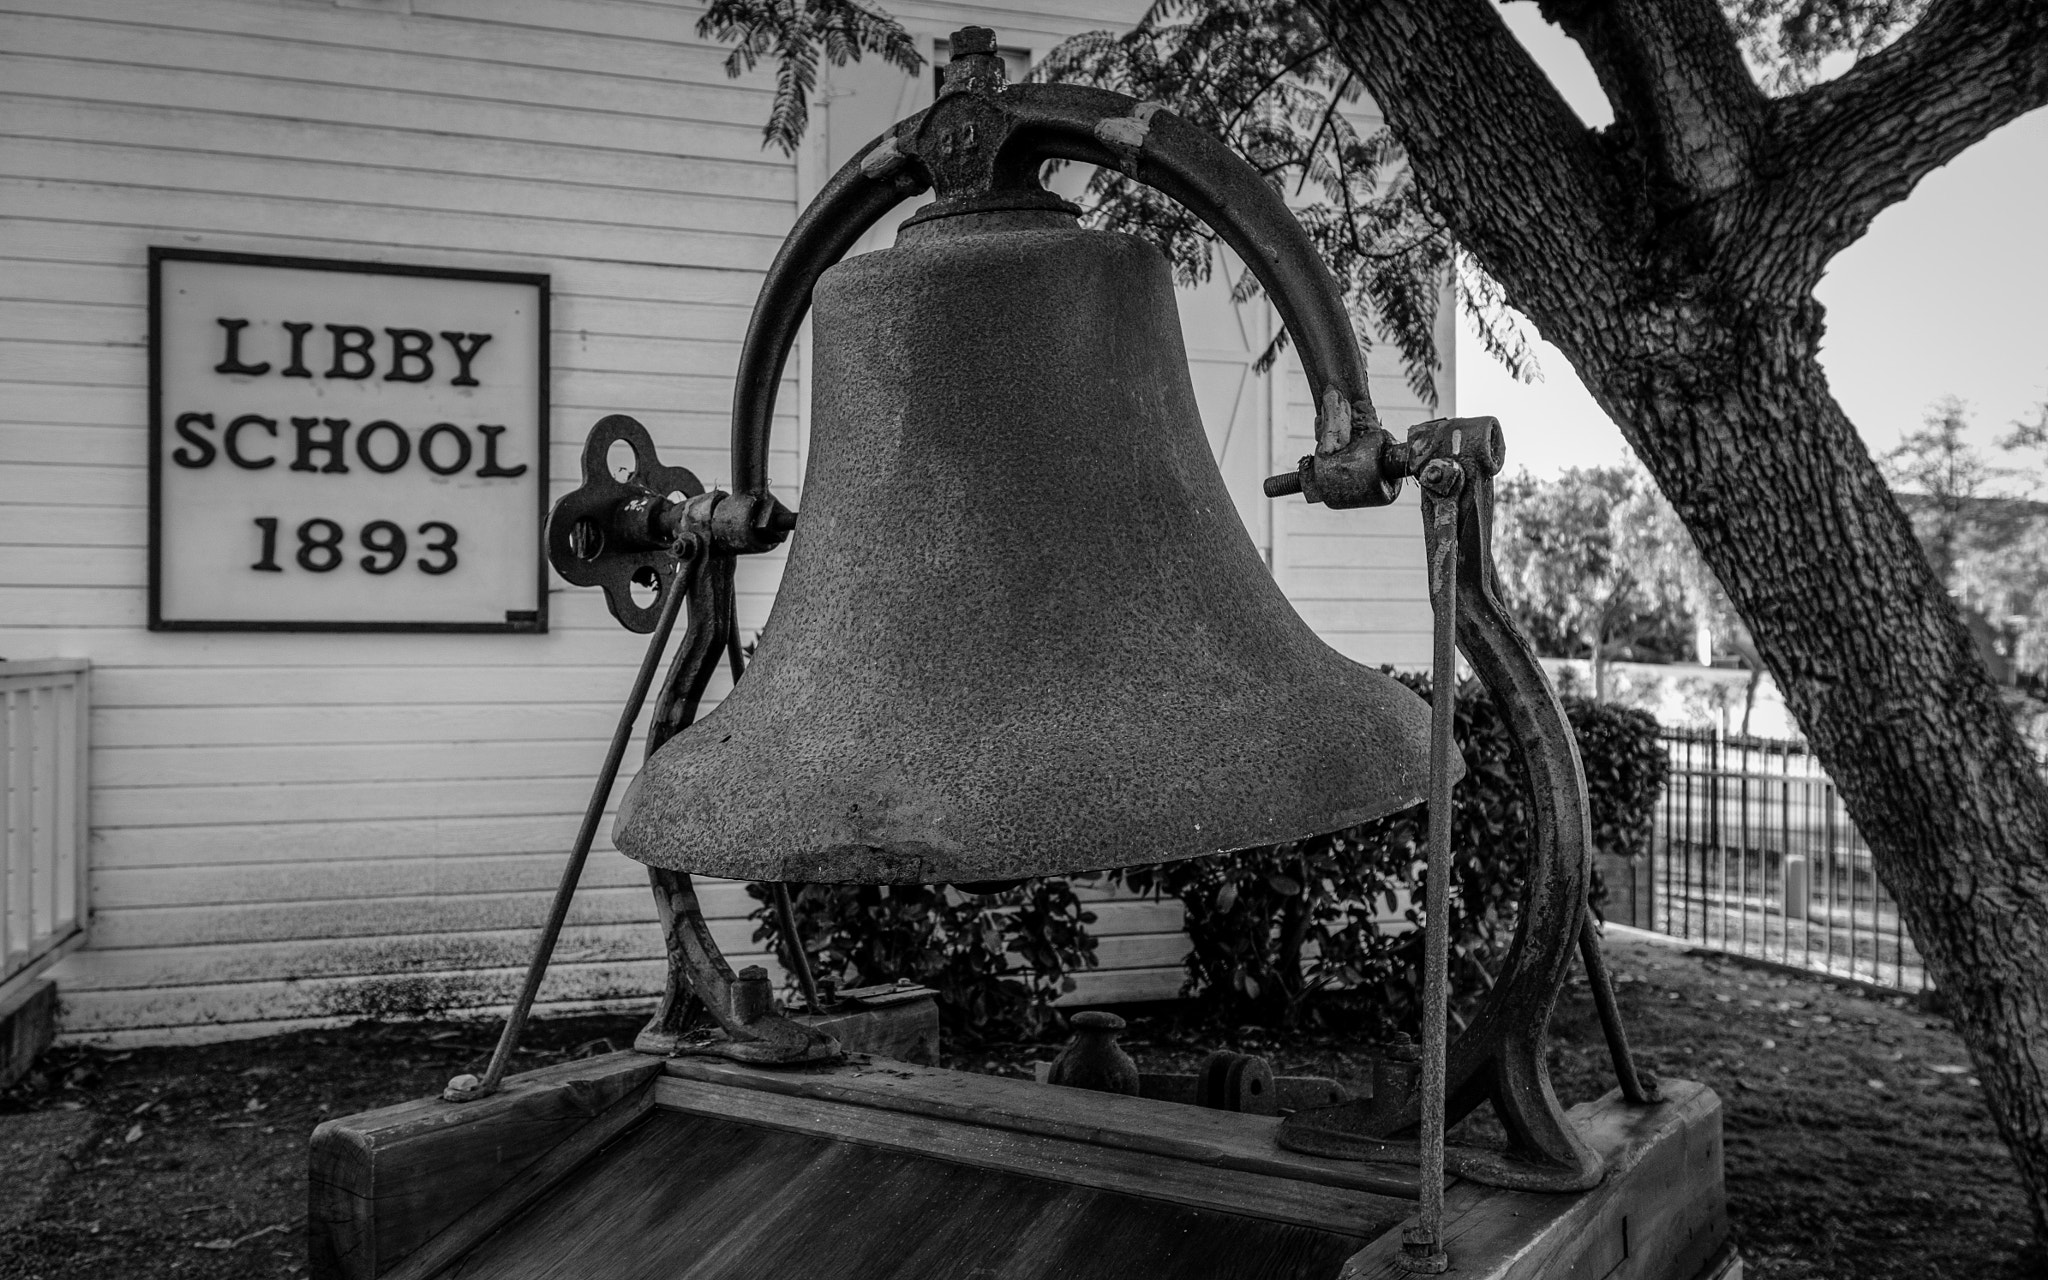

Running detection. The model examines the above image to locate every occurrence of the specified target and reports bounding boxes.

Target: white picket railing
[1,659,90,1002]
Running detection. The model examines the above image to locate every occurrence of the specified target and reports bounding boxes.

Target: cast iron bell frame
[454,29,1661,1269]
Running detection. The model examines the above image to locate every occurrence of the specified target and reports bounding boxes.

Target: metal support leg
[772,881,824,1015]
[1399,459,1464,1274]
[640,867,838,1064]
[1277,417,1606,1197]
[444,567,691,1103]
[1579,916,1661,1105]
[633,553,837,1065]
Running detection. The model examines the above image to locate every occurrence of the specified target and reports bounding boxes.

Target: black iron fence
[1600,728,1929,994]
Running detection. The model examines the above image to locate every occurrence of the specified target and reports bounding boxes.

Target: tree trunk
[1312,0,2048,1239]
[1573,307,2048,1240]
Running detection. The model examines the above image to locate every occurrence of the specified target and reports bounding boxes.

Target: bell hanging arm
[725,70,1398,507]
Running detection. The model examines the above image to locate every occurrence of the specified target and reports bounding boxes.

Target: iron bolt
[733,964,775,1023]
[1396,1224,1449,1274]
[1417,457,1464,498]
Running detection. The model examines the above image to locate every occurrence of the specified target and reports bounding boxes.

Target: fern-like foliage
[1719,0,1928,92]
[1034,0,1538,403]
[697,0,1540,400]
[698,0,925,154]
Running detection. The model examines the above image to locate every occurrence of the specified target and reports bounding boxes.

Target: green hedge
[748,672,1667,1040]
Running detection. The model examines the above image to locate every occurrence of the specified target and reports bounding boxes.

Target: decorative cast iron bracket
[546,414,796,632]
[719,33,1400,509]
[1273,416,1656,1194]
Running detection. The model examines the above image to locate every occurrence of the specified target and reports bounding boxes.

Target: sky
[1457,7,2048,481]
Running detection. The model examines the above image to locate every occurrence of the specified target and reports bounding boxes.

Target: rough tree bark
[1305,0,2048,1238]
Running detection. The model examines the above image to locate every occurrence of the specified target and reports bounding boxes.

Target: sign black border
[147,247,551,634]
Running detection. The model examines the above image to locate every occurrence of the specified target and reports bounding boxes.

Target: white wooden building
[0,0,1446,1042]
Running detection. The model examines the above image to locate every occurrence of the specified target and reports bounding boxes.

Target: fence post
[1783,854,1810,921]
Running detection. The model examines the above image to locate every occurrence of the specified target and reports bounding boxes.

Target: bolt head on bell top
[611,208,1444,885]
[950,26,996,56]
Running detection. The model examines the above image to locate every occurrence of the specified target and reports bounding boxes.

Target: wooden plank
[1060,963,1187,1005]
[0,179,783,275]
[88,703,626,749]
[91,776,605,827]
[1320,633,1434,670]
[653,1076,1411,1238]
[51,622,721,669]
[309,1049,661,1280]
[84,872,1177,941]
[0,301,145,347]
[54,920,669,992]
[51,955,670,1033]
[0,11,775,127]
[90,884,656,949]
[1279,566,1429,602]
[1086,930,1191,972]
[0,291,756,358]
[5,330,771,399]
[0,585,144,628]
[92,738,612,788]
[378,1081,657,1280]
[90,851,654,906]
[4,137,793,244]
[88,888,1187,966]
[662,1057,1423,1198]
[0,465,144,510]
[0,43,781,166]
[91,664,674,707]
[1337,1080,1727,1280]
[0,425,144,470]
[415,0,800,48]
[0,382,143,431]
[448,1108,1370,1280]
[3,0,756,76]
[1291,598,1436,636]
[0,220,780,307]
[87,820,634,869]
[0,258,141,307]
[1283,533,1429,568]
[0,505,145,549]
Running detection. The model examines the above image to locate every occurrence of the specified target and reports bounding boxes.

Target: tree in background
[699,0,2048,1244]
[1884,396,2029,582]
[1492,467,1696,698]
[1884,396,2048,681]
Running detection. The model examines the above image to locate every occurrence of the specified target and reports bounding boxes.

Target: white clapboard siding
[6,0,1437,1041]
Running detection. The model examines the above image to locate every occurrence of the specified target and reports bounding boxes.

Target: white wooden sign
[149,249,549,632]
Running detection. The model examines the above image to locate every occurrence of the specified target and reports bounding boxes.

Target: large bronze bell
[611,207,1437,884]
[436,39,1673,1277]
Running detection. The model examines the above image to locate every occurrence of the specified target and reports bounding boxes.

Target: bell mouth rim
[612,768,1444,886]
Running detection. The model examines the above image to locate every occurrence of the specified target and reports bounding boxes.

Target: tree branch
[1304,0,1629,329]
[1537,0,1768,201]
[1764,0,2048,279]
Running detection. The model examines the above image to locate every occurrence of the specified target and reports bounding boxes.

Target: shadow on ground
[0,936,2032,1278]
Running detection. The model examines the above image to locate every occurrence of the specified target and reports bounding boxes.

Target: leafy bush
[1112,672,1669,1034]
[745,878,1098,1044]
[1566,698,1670,921]
[1112,671,1522,1035]
[747,673,1666,1041]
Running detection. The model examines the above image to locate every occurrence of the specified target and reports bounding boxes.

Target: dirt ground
[0,934,2034,1279]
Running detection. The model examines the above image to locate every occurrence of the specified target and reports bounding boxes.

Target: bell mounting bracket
[719,28,1402,508]
[1276,416,1659,1196]
[520,29,1659,1207]
[546,414,796,633]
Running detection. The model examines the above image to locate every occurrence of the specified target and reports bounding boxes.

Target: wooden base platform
[310,1054,1727,1280]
